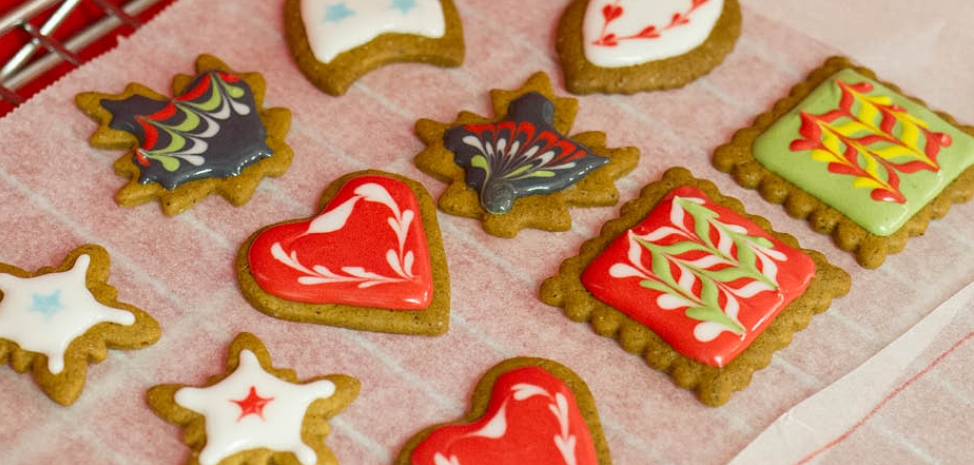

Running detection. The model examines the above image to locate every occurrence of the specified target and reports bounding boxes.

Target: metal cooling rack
[0,0,164,106]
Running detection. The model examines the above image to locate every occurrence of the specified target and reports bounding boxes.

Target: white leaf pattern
[608,194,791,342]
[271,183,420,288]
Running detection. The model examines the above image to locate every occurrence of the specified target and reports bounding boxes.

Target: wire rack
[0,0,166,107]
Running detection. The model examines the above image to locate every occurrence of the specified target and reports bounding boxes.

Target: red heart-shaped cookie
[400,358,611,465]
[248,174,432,310]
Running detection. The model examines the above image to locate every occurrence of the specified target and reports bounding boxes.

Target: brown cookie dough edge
[540,167,851,406]
[146,332,360,465]
[0,244,160,406]
[75,54,293,216]
[557,0,742,95]
[413,72,640,237]
[395,356,612,465]
[712,56,974,268]
[284,0,465,96]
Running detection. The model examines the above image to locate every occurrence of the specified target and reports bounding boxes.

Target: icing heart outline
[398,358,612,465]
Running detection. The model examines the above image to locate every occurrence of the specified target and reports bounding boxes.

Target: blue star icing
[29,290,63,320]
[391,0,417,14]
[324,3,355,23]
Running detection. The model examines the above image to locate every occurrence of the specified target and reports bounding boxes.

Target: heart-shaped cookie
[237,171,450,335]
[557,0,742,94]
[284,0,465,96]
[398,358,612,465]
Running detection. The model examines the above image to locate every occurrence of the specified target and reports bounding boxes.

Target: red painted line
[796,331,974,465]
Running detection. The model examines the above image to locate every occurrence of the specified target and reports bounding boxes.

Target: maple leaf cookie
[714,57,974,268]
[147,332,360,465]
[397,357,613,465]
[414,72,640,237]
[541,168,851,406]
[284,0,465,96]
[76,54,293,216]
[556,0,742,94]
[237,170,451,335]
[0,244,160,405]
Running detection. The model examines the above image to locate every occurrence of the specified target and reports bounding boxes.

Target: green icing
[753,69,974,236]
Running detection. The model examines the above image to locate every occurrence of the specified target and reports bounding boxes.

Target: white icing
[582,0,724,68]
[0,254,135,374]
[174,350,337,465]
[300,0,446,63]
[272,181,418,288]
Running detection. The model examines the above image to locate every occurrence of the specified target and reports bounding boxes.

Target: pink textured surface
[0,0,973,464]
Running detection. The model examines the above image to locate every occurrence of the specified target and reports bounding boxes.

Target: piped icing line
[0,254,136,375]
[174,349,339,465]
[582,0,724,67]
[301,0,446,63]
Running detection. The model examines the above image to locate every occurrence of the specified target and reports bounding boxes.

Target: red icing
[581,186,815,367]
[593,0,711,47]
[231,386,274,421]
[248,175,433,310]
[410,367,599,465]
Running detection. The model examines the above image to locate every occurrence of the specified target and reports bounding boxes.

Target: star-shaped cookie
[0,244,160,405]
[148,332,360,465]
[414,72,640,237]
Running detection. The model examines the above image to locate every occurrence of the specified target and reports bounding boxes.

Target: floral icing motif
[789,78,949,204]
[174,349,338,465]
[753,69,974,236]
[248,174,433,309]
[582,0,724,67]
[102,70,272,190]
[444,92,609,214]
[581,186,815,367]
[410,366,600,465]
[300,0,446,63]
[0,254,136,374]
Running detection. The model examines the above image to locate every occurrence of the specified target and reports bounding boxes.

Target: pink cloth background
[0,0,972,463]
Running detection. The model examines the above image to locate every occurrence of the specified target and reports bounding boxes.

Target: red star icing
[231,386,274,421]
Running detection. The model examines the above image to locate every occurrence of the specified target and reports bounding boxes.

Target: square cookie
[713,56,974,268]
[540,168,850,406]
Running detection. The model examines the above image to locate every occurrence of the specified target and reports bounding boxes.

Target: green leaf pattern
[608,195,788,342]
[136,73,252,172]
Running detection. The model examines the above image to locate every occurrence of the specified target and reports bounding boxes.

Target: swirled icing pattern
[102,71,272,190]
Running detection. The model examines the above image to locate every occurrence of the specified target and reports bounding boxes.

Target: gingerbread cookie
[541,168,851,406]
[713,56,974,268]
[237,170,450,335]
[414,72,640,237]
[148,332,359,465]
[557,0,742,94]
[397,357,612,465]
[76,54,293,216]
[0,244,160,405]
[285,0,465,96]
